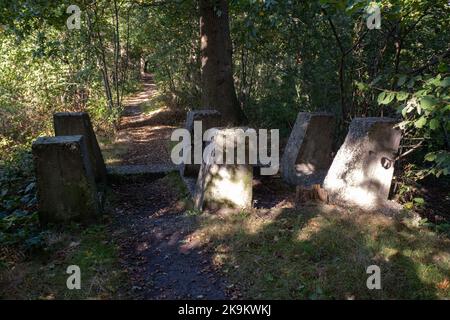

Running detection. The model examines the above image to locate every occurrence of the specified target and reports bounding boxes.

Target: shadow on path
[110,176,230,299]
[104,73,184,166]
[105,76,229,299]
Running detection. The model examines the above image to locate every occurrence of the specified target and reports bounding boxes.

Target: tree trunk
[112,0,121,108]
[86,7,114,113]
[140,56,146,79]
[199,0,246,125]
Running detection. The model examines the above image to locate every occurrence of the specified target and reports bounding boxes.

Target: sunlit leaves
[394,71,450,176]
[414,116,427,128]
[420,96,438,111]
[439,77,450,88]
[396,91,409,101]
[428,118,439,130]
[377,91,395,105]
[424,151,450,177]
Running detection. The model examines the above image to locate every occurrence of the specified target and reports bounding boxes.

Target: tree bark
[199,0,246,125]
[86,7,114,113]
[112,0,122,108]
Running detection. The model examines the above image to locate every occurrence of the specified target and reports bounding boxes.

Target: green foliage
[136,0,200,109]
[0,4,145,261]
[385,71,450,177]
[0,148,43,251]
[231,0,340,129]
[0,0,144,161]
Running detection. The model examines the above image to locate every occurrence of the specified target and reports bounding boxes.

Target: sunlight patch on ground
[99,137,129,166]
[194,204,450,299]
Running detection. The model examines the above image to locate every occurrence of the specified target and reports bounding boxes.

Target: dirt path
[112,74,184,166]
[108,75,230,299]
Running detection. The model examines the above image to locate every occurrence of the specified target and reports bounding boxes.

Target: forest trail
[105,75,230,299]
[108,73,183,166]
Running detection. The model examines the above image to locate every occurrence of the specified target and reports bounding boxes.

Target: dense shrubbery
[0,1,143,251]
[0,1,145,159]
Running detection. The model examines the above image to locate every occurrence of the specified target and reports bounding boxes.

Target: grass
[0,222,125,299]
[191,203,450,299]
[98,135,129,166]
[141,92,167,115]
[161,172,193,210]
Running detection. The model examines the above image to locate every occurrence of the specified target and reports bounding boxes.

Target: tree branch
[408,47,450,75]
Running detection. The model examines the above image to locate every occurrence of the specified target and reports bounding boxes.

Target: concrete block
[32,135,101,224]
[281,112,335,186]
[180,110,222,177]
[323,117,402,210]
[194,128,253,211]
[54,112,107,186]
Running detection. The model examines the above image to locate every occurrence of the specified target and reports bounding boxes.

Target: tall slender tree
[199,0,246,125]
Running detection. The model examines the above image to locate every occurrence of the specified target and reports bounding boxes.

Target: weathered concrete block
[194,128,253,211]
[323,117,402,210]
[180,110,222,177]
[281,112,335,186]
[54,112,107,186]
[32,136,101,224]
